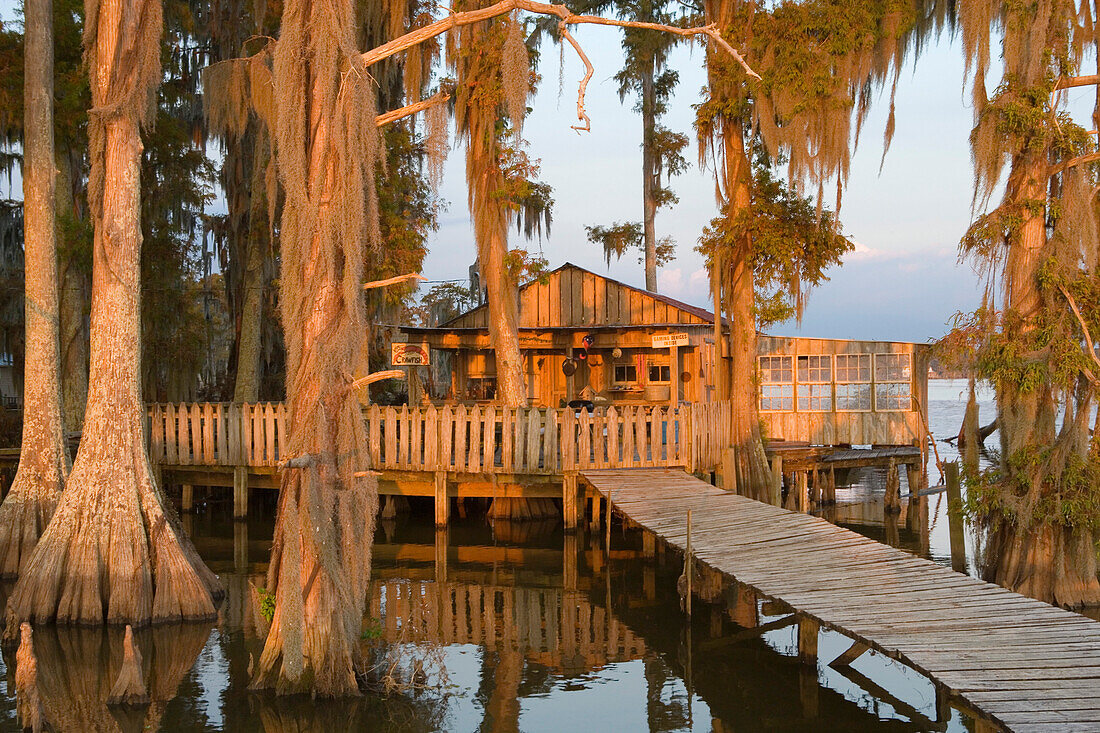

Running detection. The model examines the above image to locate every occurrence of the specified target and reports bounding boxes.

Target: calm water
[0,380,1068,732]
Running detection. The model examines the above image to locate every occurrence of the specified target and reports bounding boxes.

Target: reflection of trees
[17,623,212,732]
[645,655,689,731]
[478,647,522,733]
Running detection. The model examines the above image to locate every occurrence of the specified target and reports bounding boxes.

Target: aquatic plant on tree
[944,0,1100,607]
[5,0,223,628]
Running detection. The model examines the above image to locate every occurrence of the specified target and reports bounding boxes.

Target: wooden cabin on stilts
[0,263,931,524]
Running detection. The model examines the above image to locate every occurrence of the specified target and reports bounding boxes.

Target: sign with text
[651,332,689,349]
[391,342,430,366]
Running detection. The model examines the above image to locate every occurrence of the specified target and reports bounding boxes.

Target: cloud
[657,267,684,293]
[844,239,885,261]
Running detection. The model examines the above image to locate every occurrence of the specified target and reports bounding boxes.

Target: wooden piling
[181,484,193,512]
[232,467,247,519]
[798,616,819,665]
[605,490,612,553]
[563,531,577,591]
[642,531,655,559]
[434,471,448,527]
[769,454,783,506]
[233,521,248,573]
[562,473,578,531]
[945,462,967,573]
[685,509,692,617]
[434,527,448,583]
[884,458,901,514]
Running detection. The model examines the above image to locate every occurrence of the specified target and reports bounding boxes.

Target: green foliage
[697,155,851,328]
[964,449,1100,532]
[360,617,384,640]
[256,586,276,622]
[587,221,675,269]
[416,282,476,326]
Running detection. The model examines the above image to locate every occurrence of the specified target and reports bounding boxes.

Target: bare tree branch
[1050,151,1100,177]
[1055,74,1100,90]
[375,91,451,127]
[357,0,759,133]
[362,272,427,290]
[1059,284,1100,384]
[350,370,406,389]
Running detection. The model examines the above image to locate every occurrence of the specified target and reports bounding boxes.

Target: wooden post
[604,490,612,554]
[826,466,836,504]
[233,466,247,519]
[562,473,578,531]
[434,470,448,527]
[181,484,193,513]
[797,471,809,512]
[798,616,819,665]
[234,520,248,573]
[769,454,782,506]
[642,531,655,558]
[563,530,577,591]
[945,461,967,573]
[905,462,923,530]
[434,527,448,583]
[727,582,758,628]
[566,347,575,403]
[685,509,692,617]
[669,343,679,410]
[885,458,901,513]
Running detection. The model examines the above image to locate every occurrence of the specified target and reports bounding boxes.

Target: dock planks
[579,468,1100,733]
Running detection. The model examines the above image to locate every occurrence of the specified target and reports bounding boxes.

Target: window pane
[760,384,794,411]
[836,354,870,383]
[798,355,832,383]
[836,383,871,411]
[875,382,911,411]
[760,356,793,384]
[797,383,832,411]
[875,353,912,382]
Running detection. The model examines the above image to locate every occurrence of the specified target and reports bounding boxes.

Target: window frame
[613,363,638,385]
[647,363,671,384]
[758,355,794,412]
[874,353,913,412]
[834,354,872,412]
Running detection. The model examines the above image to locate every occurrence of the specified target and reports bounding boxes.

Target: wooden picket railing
[147,401,732,475]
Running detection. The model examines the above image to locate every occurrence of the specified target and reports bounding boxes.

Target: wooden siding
[447,264,712,329]
[756,337,931,447]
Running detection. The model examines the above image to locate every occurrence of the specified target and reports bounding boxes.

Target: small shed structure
[396,263,931,448]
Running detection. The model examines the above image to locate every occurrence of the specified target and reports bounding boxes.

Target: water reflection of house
[396,262,931,448]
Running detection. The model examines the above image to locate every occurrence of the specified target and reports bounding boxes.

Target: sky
[2,6,1097,344]
[417,26,1091,344]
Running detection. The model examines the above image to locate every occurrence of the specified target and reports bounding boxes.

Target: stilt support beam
[434,471,448,527]
[232,467,247,519]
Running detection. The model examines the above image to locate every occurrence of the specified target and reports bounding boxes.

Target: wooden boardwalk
[580,468,1100,733]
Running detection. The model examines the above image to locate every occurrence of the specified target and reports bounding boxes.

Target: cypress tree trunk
[469,145,525,407]
[721,122,772,501]
[704,0,773,501]
[455,3,526,408]
[0,0,68,577]
[232,227,265,403]
[56,152,89,435]
[641,67,658,293]
[985,154,1100,606]
[250,0,379,695]
[6,0,222,628]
